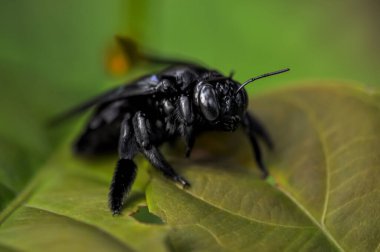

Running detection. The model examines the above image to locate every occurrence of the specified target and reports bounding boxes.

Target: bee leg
[244,112,273,149]
[109,114,138,215]
[133,111,191,188]
[178,95,196,158]
[242,113,270,178]
[184,127,195,158]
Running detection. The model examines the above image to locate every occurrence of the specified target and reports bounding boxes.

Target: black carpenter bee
[52,62,289,215]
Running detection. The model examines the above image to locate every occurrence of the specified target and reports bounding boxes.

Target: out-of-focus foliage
[0,0,379,251]
[0,0,124,210]
[137,0,380,91]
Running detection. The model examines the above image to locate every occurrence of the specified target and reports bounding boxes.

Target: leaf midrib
[159,180,316,229]
[0,170,44,226]
[276,95,344,251]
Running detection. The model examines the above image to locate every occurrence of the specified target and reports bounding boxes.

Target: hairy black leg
[242,112,270,178]
[109,159,137,215]
[142,146,190,187]
[133,111,190,188]
[134,111,151,149]
[109,114,138,215]
[178,95,196,157]
[245,112,273,149]
[250,134,268,178]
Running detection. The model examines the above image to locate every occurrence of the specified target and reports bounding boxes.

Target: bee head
[193,68,289,131]
[193,78,247,131]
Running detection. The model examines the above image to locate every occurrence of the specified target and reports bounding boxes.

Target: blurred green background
[0,0,379,209]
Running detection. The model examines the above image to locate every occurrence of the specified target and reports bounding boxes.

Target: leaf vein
[329,169,369,194]
[275,96,345,251]
[276,186,344,251]
[326,190,378,217]
[24,205,134,251]
[328,135,379,160]
[195,223,227,250]
[182,187,316,229]
[279,96,331,225]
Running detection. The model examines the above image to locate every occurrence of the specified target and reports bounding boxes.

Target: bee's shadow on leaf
[164,130,261,174]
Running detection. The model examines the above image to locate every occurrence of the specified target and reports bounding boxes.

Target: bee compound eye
[199,84,220,121]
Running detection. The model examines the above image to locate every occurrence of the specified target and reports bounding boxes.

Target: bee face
[194,79,248,131]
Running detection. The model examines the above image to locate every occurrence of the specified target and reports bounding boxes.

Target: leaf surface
[147,84,380,252]
[0,148,170,252]
[1,84,379,251]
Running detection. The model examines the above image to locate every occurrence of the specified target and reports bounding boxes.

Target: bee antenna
[235,68,290,94]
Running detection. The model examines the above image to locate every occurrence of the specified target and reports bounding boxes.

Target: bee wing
[48,78,158,126]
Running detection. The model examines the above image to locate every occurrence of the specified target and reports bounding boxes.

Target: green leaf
[1,84,378,251]
[146,84,380,251]
[0,146,171,252]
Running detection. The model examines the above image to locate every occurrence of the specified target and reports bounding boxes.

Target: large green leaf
[0,84,379,251]
[147,84,380,251]
[0,145,171,252]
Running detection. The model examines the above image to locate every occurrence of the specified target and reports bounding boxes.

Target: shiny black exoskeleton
[53,63,289,214]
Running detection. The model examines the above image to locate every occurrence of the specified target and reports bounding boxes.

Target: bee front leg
[109,113,138,215]
[178,95,196,157]
[242,112,271,178]
[184,126,195,158]
[244,112,273,149]
[132,111,190,188]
